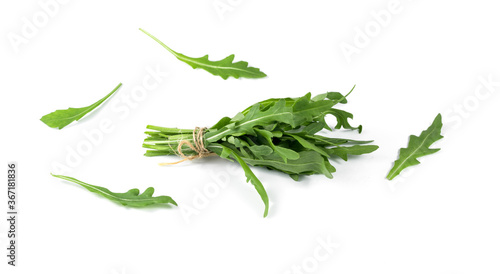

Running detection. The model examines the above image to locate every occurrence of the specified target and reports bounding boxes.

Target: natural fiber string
[159,127,215,166]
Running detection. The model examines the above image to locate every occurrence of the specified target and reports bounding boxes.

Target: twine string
[159,127,215,166]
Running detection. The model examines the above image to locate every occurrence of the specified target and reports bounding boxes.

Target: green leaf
[327,145,379,161]
[322,109,362,132]
[304,135,373,146]
[51,174,177,207]
[302,122,325,135]
[386,114,443,180]
[312,85,355,104]
[255,128,300,162]
[288,134,330,157]
[40,83,122,129]
[292,93,335,126]
[248,145,273,157]
[220,145,269,217]
[210,116,232,130]
[139,28,266,80]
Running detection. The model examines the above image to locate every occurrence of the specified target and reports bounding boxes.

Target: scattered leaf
[41,83,122,129]
[51,174,177,207]
[387,114,443,180]
[139,28,266,80]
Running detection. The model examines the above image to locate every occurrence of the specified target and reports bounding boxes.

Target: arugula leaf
[327,145,379,161]
[240,150,335,179]
[51,174,177,207]
[255,128,300,162]
[139,28,266,80]
[386,114,443,180]
[311,85,355,104]
[219,145,269,217]
[323,109,362,132]
[40,83,122,129]
[287,134,330,157]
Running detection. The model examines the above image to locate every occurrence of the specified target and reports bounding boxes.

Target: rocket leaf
[139,28,266,80]
[326,145,379,161]
[387,114,443,180]
[40,83,122,129]
[51,174,177,207]
[219,145,269,217]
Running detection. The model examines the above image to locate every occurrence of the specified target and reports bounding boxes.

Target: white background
[1,1,500,273]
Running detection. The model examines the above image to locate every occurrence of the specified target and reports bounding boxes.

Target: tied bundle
[143,87,378,217]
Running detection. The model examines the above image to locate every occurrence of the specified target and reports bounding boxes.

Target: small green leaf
[220,145,269,217]
[139,29,266,80]
[40,83,122,129]
[51,174,177,207]
[387,114,443,180]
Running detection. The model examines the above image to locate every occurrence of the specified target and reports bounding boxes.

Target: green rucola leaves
[139,28,266,80]
[387,114,443,180]
[143,88,378,217]
[40,83,122,129]
[51,174,177,207]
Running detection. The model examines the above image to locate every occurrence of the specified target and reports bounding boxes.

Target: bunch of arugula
[143,87,378,217]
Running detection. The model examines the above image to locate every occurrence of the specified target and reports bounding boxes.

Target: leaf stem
[335,84,355,104]
[139,28,178,57]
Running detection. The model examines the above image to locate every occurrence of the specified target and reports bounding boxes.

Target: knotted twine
[159,127,215,166]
